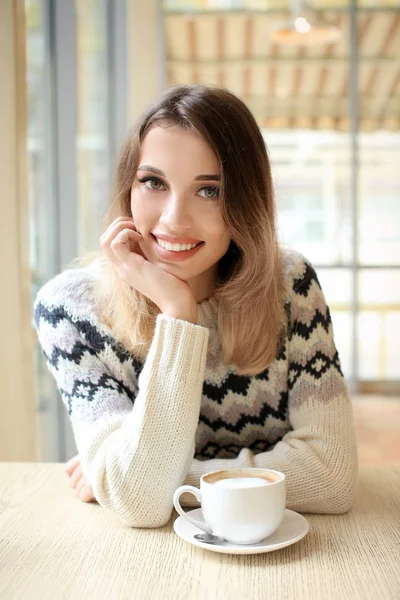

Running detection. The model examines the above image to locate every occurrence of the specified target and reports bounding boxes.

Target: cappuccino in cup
[173,468,286,545]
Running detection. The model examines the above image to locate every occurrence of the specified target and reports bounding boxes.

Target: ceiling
[163,3,400,131]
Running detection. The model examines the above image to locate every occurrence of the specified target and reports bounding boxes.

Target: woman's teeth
[156,238,201,252]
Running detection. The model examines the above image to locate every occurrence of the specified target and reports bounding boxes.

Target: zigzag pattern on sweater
[34,302,143,415]
[291,309,331,340]
[199,391,288,432]
[195,436,283,460]
[34,302,143,367]
[288,350,343,389]
[202,368,269,404]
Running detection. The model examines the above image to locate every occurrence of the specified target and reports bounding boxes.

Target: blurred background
[1,0,399,464]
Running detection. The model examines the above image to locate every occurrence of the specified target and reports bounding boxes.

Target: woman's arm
[34,284,209,528]
[182,259,359,514]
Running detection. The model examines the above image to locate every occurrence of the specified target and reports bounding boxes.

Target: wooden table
[0,463,399,600]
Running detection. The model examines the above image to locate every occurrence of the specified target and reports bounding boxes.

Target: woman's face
[130,124,231,302]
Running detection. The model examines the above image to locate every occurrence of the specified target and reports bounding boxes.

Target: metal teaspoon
[193,532,227,544]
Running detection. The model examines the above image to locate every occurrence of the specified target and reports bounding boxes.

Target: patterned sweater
[33,248,358,528]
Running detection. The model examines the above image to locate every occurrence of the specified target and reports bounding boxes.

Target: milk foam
[213,477,269,489]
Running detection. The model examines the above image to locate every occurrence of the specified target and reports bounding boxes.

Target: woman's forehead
[139,124,220,175]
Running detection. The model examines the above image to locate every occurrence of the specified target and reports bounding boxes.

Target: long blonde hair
[74,85,287,376]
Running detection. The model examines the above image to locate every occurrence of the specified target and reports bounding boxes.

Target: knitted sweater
[33,248,358,528]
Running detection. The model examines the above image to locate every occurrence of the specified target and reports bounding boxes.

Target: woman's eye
[139,177,165,191]
[198,186,220,199]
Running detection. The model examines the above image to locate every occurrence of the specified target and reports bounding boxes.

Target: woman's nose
[160,192,193,228]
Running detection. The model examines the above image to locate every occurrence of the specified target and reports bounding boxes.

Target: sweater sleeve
[34,285,209,528]
[182,258,359,515]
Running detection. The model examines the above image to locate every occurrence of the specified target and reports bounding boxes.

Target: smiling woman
[33,85,358,528]
[130,125,231,298]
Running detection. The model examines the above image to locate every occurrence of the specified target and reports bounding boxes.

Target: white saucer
[173,508,309,555]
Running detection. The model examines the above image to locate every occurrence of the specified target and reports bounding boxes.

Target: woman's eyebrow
[194,174,220,181]
[138,165,220,182]
[138,165,165,176]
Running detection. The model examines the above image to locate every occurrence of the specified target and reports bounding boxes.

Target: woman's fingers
[69,464,83,489]
[100,218,138,249]
[101,219,144,270]
[76,476,96,503]
[65,454,80,477]
[65,455,96,503]
[110,229,145,264]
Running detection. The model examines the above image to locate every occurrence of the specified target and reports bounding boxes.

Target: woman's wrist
[162,303,198,325]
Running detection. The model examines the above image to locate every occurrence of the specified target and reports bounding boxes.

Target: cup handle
[173,485,213,534]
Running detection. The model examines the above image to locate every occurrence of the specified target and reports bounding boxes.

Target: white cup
[173,468,286,545]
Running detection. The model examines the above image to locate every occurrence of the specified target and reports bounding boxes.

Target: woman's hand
[65,455,96,503]
[100,217,198,323]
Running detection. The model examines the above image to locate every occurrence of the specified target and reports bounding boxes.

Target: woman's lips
[152,233,203,245]
[151,234,205,262]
